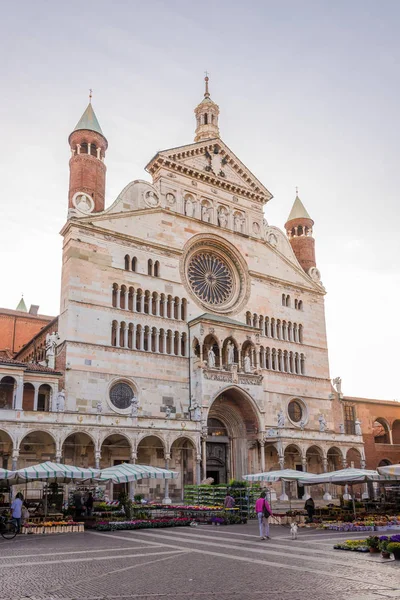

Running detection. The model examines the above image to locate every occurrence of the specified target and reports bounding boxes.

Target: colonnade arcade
[0,428,199,502]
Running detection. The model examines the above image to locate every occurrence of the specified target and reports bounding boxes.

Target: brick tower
[68,99,108,213]
[285,194,316,272]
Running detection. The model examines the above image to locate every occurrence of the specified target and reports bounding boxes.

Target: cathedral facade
[0,79,366,501]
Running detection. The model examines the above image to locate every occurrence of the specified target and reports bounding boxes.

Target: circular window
[181,234,250,314]
[187,252,234,306]
[288,400,303,423]
[109,382,134,410]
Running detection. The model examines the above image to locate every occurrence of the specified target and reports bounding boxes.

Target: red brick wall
[0,312,53,355]
[68,130,107,213]
[285,217,316,272]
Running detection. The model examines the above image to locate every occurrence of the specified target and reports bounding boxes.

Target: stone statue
[165,406,172,418]
[277,410,285,428]
[217,209,227,227]
[166,192,176,205]
[145,190,159,207]
[77,194,91,212]
[355,419,362,436]
[243,352,251,373]
[299,419,305,430]
[202,205,210,222]
[339,423,345,434]
[45,332,59,369]
[332,377,342,394]
[318,414,327,432]
[185,197,194,217]
[56,389,65,412]
[96,402,102,414]
[207,348,216,368]
[226,341,235,366]
[130,396,139,417]
[191,401,202,422]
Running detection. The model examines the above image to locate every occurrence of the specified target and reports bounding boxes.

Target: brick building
[0,297,54,356]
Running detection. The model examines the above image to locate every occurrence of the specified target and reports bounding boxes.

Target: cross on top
[89,88,93,102]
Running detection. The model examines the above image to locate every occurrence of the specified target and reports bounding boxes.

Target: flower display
[93,517,192,531]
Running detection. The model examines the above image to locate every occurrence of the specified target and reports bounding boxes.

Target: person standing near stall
[255,490,272,540]
[11,492,23,533]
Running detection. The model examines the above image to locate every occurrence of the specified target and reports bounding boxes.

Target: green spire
[72,102,104,137]
[16,295,27,312]
[286,195,312,222]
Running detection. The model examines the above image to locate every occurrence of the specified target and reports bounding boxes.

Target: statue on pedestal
[243,352,251,373]
[190,401,202,422]
[45,331,59,369]
[355,419,362,436]
[207,348,216,369]
[277,410,285,428]
[332,377,342,394]
[56,389,65,412]
[339,423,345,434]
[130,396,139,417]
[226,341,235,367]
[318,414,327,432]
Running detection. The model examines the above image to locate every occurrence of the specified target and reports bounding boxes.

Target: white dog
[290,522,298,540]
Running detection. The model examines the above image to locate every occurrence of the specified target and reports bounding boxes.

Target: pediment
[145,139,273,205]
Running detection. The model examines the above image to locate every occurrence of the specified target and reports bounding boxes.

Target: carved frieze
[203,370,233,383]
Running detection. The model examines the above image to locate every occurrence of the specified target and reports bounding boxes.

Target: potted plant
[387,542,400,560]
[366,536,380,553]
[379,537,391,559]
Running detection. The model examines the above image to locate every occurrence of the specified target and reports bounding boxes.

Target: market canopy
[301,467,382,486]
[9,461,101,484]
[377,464,400,478]
[98,463,179,483]
[243,469,320,483]
[0,468,16,480]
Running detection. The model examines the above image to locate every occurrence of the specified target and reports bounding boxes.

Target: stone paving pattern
[0,523,399,600]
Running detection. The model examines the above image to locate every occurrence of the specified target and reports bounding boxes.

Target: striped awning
[11,461,100,484]
[243,469,320,483]
[99,463,179,483]
[0,468,16,480]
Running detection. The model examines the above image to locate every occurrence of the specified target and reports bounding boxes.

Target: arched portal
[205,387,260,482]
[0,376,16,409]
[19,431,56,467]
[101,434,131,500]
[170,437,196,500]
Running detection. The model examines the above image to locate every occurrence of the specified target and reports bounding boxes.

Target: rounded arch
[346,447,362,468]
[327,446,344,471]
[0,376,16,409]
[373,418,390,444]
[99,431,132,450]
[392,419,400,444]
[19,428,57,448]
[0,429,14,469]
[19,429,57,465]
[208,385,263,434]
[137,432,166,452]
[60,429,97,449]
[62,431,96,467]
[305,444,324,474]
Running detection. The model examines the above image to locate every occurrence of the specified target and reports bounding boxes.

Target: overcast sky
[0,1,398,400]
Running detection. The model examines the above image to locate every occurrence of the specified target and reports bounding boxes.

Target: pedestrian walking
[85,492,94,516]
[73,491,83,521]
[255,490,272,540]
[11,492,23,533]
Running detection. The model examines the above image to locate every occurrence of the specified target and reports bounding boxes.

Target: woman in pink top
[255,491,272,540]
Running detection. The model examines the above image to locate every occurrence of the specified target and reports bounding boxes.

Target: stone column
[389,429,394,445]
[55,450,62,464]
[116,288,121,308]
[33,384,39,411]
[238,348,242,371]
[124,327,129,348]
[160,330,166,354]
[11,449,19,471]
[140,293,145,313]
[322,457,332,501]
[202,437,207,480]
[14,377,23,410]
[156,296,161,317]
[162,454,172,504]
[95,450,101,470]
[196,455,202,486]
[301,457,310,500]
[279,456,288,501]
[140,327,145,351]
[343,484,352,500]
[259,440,265,472]
[155,329,160,353]
[176,299,181,320]
[129,452,137,500]
[265,320,270,337]
[132,291,137,312]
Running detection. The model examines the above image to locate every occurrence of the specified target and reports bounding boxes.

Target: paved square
[0,524,399,599]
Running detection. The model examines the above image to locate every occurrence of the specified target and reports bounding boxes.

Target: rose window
[187,253,234,306]
[109,382,134,410]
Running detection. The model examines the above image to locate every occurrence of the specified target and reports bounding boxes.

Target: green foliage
[134,494,144,503]
[118,491,133,520]
[365,536,379,549]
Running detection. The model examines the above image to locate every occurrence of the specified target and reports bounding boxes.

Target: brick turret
[285,194,316,273]
[68,101,108,213]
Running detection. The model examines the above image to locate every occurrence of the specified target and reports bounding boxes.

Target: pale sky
[0,1,398,400]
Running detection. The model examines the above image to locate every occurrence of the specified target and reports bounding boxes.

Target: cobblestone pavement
[0,524,399,600]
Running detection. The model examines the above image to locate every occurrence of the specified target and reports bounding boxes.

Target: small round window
[109,382,134,410]
[288,400,303,423]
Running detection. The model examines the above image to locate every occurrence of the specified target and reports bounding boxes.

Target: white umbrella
[377,464,400,479]
[99,463,179,483]
[243,469,320,483]
[301,467,382,485]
